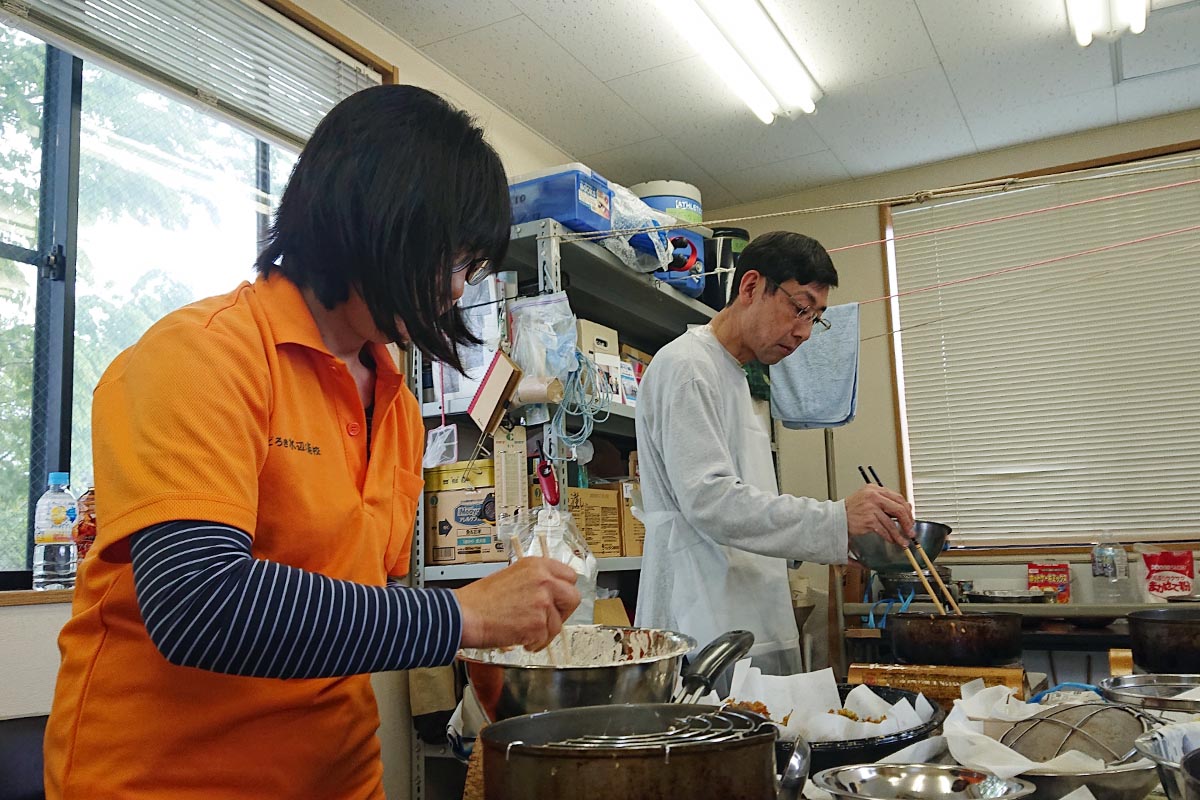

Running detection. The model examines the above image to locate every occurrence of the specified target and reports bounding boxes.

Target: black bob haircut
[256,84,511,373]
[726,231,839,307]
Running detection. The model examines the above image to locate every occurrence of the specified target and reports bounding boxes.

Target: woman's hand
[454,557,581,651]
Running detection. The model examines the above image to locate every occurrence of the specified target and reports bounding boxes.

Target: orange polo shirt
[44,274,424,799]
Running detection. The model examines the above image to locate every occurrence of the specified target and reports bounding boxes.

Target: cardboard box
[424,459,494,492]
[426,489,507,565]
[628,450,639,478]
[530,485,622,557]
[620,344,653,384]
[577,319,624,404]
[468,351,522,435]
[577,319,619,358]
[595,479,645,557]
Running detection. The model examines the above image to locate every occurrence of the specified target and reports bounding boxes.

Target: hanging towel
[769,302,860,429]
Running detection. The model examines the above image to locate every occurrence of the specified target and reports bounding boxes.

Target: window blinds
[890,152,1200,546]
[2,0,382,147]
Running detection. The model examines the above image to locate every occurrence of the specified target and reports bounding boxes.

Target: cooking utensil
[879,567,955,603]
[813,763,1036,800]
[1128,608,1200,673]
[678,629,755,704]
[458,626,752,722]
[966,590,1051,604]
[774,684,946,776]
[1017,764,1160,800]
[1134,720,1200,800]
[480,703,809,800]
[889,611,1023,666]
[857,466,959,614]
[1181,748,1200,800]
[1101,674,1200,713]
[1001,703,1155,764]
[850,520,953,572]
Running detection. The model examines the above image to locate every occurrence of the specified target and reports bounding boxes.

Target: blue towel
[769,303,859,429]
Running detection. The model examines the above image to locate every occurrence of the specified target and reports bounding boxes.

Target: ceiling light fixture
[1065,0,1148,47]
[665,0,822,124]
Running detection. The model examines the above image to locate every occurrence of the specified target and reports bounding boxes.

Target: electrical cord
[548,349,612,459]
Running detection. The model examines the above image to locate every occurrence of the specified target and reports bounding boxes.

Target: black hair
[256,84,511,372]
[726,231,838,307]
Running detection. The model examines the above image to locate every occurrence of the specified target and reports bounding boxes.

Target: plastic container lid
[49,471,69,485]
[507,162,607,187]
[629,180,702,204]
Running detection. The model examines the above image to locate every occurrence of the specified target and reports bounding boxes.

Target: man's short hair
[726,231,838,307]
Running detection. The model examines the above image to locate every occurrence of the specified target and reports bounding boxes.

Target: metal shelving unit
[409,218,715,800]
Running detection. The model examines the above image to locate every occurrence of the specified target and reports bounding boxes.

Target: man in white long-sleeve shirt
[634,231,914,676]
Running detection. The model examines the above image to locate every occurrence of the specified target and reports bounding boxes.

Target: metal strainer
[1001,703,1156,764]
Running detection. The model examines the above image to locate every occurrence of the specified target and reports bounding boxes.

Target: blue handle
[1028,682,1102,704]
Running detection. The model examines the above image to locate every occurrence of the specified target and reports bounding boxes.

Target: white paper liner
[723,662,935,743]
[944,682,1152,780]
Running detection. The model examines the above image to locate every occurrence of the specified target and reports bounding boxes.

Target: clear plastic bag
[603,182,674,273]
[498,506,597,626]
[508,291,577,383]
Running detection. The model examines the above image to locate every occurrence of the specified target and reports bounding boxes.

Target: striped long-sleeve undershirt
[129,520,462,678]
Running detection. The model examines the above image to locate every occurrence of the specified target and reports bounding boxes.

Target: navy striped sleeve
[129,520,462,677]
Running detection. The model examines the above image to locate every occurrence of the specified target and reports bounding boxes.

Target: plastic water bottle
[1091,531,1131,604]
[33,472,77,590]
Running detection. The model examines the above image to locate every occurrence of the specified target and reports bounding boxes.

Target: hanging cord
[548,349,613,459]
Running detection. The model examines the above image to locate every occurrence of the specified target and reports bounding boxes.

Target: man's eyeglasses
[771,280,831,330]
[451,256,492,286]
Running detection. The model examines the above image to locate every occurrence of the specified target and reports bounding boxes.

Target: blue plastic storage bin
[509,163,613,233]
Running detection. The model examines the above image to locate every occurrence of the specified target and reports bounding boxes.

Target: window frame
[883,139,1200,553]
[3,2,395,569]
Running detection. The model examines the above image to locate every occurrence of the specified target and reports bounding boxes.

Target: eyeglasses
[771,280,831,330]
[451,256,492,286]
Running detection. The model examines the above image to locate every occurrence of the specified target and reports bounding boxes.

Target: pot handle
[673,630,755,704]
[777,735,810,800]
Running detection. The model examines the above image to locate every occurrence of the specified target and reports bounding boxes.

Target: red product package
[1028,562,1071,603]
[1142,551,1194,600]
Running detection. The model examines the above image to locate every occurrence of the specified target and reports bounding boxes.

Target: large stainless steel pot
[1128,608,1200,673]
[889,612,1023,667]
[848,520,952,572]
[458,625,753,722]
[480,703,809,800]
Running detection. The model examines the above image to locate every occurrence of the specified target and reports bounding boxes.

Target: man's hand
[845,484,915,547]
[454,557,581,652]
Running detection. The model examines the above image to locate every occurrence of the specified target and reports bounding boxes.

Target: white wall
[0,602,72,718]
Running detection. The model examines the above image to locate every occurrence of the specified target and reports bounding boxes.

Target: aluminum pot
[889,612,1023,667]
[1128,608,1200,673]
[480,703,809,800]
[849,520,952,572]
[458,625,752,722]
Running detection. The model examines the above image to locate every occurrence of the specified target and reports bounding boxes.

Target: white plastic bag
[508,291,577,383]
[498,506,597,626]
[602,182,674,273]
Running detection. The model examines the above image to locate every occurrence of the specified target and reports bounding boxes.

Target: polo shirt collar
[255,274,404,379]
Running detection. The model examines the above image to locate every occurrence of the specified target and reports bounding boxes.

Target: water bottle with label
[1091,530,1131,604]
[33,472,78,590]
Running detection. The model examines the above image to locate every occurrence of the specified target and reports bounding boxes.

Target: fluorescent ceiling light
[1065,0,1149,46]
[662,0,821,123]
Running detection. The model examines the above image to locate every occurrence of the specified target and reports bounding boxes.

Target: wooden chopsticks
[858,465,962,616]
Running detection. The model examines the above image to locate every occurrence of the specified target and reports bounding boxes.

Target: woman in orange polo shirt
[44,85,579,799]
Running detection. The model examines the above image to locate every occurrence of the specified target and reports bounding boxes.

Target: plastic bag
[498,506,597,626]
[602,182,674,273]
[508,291,577,383]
